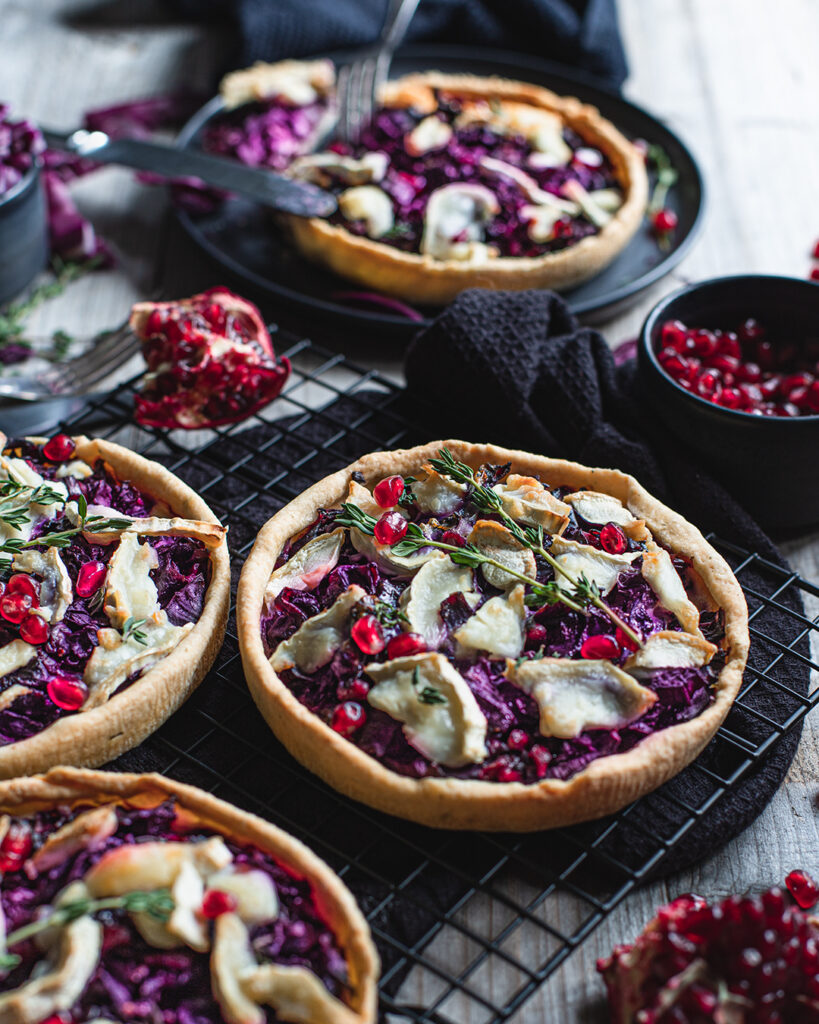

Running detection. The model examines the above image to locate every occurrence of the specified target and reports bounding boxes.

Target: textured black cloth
[405,288,809,877]
[169,0,629,91]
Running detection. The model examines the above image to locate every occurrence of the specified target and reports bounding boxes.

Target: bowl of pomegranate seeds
[0,104,48,303]
[639,275,819,532]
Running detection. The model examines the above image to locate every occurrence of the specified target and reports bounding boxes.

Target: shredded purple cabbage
[203,99,328,172]
[1,799,348,1021]
[0,105,43,198]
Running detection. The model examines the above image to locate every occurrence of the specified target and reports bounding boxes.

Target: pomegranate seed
[440,530,466,547]
[580,634,620,659]
[19,613,48,645]
[739,318,765,342]
[811,268,819,282]
[599,523,627,554]
[736,360,762,383]
[0,591,32,624]
[707,353,740,375]
[75,560,107,598]
[0,821,32,871]
[331,701,366,737]
[200,889,238,919]
[691,329,717,358]
[496,765,522,783]
[386,632,427,658]
[373,475,404,508]
[508,729,530,750]
[46,676,88,710]
[696,371,722,400]
[203,303,226,330]
[785,870,819,909]
[652,208,678,233]
[806,381,819,412]
[716,332,742,359]
[530,745,552,778]
[526,623,548,648]
[718,387,745,410]
[338,678,370,701]
[615,625,641,652]
[660,320,688,351]
[6,573,39,605]
[553,218,573,239]
[42,433,75,462]
[146,309,163,335]
[781,372,813,392]
[350,614,385,655]
[374,511,408,545]
[756,340,777,369]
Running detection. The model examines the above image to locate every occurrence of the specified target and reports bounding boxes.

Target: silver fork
[335,0,422,144]
[0,323,139,403]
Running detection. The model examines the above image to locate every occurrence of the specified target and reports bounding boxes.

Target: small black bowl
[638,275,819,534]
[0,163,48,306]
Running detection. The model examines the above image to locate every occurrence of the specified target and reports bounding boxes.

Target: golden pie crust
[0,435,231,779]
[237,441,749,832]
[283,72,649,305]
[0,767,379,1023]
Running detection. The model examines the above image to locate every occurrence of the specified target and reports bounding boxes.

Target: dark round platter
[174,44,705,336]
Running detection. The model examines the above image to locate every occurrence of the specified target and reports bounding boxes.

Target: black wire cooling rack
[56,335,818,1024]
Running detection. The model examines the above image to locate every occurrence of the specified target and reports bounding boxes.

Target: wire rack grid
[55,333,819,1024]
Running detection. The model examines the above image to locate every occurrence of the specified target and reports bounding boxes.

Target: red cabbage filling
[0,440,211,744]
[261,485,722,785]
[0,104,43,196]
[0,799,348,1021]
[202,92,621,259]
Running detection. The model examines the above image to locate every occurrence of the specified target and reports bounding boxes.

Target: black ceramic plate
[174,44,705,335]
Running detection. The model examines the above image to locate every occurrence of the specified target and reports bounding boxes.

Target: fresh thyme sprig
[0,888,173,972]
[426,450,643,647]
[412,666,447,705]
[122,616,149,646]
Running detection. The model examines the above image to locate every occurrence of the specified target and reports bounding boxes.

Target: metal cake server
[41,128,337,218]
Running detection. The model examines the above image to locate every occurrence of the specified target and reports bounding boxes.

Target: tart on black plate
[0,768,378,1023]
[237,441,748,831]
[0,433,230,777]
[211,62,649,304]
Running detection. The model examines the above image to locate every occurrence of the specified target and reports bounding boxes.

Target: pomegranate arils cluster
[0,572,49,645]
[599,887,819,1023]
[657,317,819,416]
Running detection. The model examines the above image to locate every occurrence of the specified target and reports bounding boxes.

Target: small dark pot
[0,164,48,306]
[638,275,819,534]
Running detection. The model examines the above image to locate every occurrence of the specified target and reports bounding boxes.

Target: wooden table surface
[2,1,818,1020]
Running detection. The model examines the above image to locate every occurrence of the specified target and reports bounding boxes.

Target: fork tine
[357,57,378,139]
[52,330,139,393]
[71,335,140,391]
[66,325,131,368]
[345,60,364,143]
[334,63,351,142]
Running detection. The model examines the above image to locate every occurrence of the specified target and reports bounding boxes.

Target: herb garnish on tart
[239,441,748,830]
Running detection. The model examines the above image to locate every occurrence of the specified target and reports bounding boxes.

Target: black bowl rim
[0,159,40,210]
[639,273,819,423]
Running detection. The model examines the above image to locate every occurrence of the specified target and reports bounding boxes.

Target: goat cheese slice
[405,115,453,156]
[0,455,67,543]
[80,513,226,549]
[366,652,488,767]
[506,658,657,739]
[455,100,572,163]
[549,536,639,597]
[103,531,161,630]
[420,184,500,261]
[288,150,388,187]
[347,481,437,577]
[54,458,94,480]
[399,557,477,649]
[12,548,72,623]
[26,805,118,876]
[454,585,527,659]
[492,474,571,534]
[468,520,537,591]
[0,639,38,680]
[206,868,279,927]
[220,58,335,108]
[270,585,366,674]
[624,630,717,673]
[561,180,618,227]
[211,912,266,1024]
[264,528,345,606]
[338,185,394,238]
[412,464,467,515]
[640,542,703,637]
[563,490,649,541]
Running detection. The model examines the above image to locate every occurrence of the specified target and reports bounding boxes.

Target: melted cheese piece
[366,652,488,767]
[347,481,436,577]
[561,180,619,227]
[563,490,649,541]
[0,914,102,1023]
[467,520,537,591]
[12,548,72,623]
[220,58,335,108]
[405,115,453,156]
[453,585,527,659]
[521,203,563,243]
[549,536,639,597]
[492,475,571,534]
[81,514,226,549]
[506,658,657,739]
[167,858,209,951]
[399,557,476,649]
[0,639,37,680]
[455,100,572,162]
[86,837,232,897]
[412,465,467,515]
[338,185,394,238]
[270,586,365,674]
[207,868,279,926]
[264,528,345,606]
[54,458,93,480]
[0,455,67,543]
[420,184,500,261]
[640,542,703,637]
[25,806,118,876]
[288,150,388,187]
[624,630,717,672]
[103,532,161,629]
[480,157,579,213]
[211,913,265,1024]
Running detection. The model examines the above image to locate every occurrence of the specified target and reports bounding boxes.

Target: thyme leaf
[122,617,148,646]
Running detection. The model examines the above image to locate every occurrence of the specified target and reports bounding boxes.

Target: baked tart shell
[0,766,379,1023]
[0,436,231,779]
[237,441,749,832]
[283,73,650,305]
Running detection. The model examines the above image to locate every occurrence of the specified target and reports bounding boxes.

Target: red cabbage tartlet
[236,441,748,831]
[209,62,648,304]
[0,768,378,1023]
[0,433,230,776]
